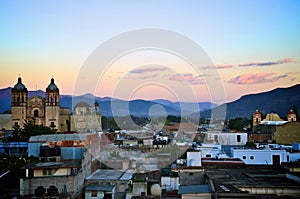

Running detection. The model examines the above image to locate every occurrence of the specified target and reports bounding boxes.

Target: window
[206,154,212,158]
[91,191,97,197]
[43,169,52,176]
[250,156,254,160]
[237,135,241,142]
[287,155,290,162]
[242,155,246,160]
[14,122,19,127]
[214,135,218,142]
[50,122,55,127]
[34,110,39,117]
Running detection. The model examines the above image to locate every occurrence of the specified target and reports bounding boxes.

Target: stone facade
[9,76,102,133]
[11,77,68,132]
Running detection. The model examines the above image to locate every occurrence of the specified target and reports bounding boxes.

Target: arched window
[34,110,39,117]
[17,97,20,106]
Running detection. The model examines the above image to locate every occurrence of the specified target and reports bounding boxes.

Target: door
[272,155,280,165]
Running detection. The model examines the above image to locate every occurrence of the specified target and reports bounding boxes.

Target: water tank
[150,184,162,196]
[47,185,58,196]
[35,186,46,197]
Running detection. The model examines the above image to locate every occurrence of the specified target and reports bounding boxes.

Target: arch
[189,159,196,166]
[34,109,39,117]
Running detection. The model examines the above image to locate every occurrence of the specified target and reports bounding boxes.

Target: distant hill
[0,87,217,117]
[200,84,300,119]
[2,84,299,118]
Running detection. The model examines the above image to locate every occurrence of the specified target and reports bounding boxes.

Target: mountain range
[0,87,216,117]
[1,84,299,118]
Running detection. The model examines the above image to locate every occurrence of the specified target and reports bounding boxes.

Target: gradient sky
[1,0,299,104]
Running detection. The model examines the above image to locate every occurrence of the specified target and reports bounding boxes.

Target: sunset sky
[1,0,299,104]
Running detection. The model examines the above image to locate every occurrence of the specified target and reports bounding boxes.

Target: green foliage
[110,150,120,158]
[228,118,251,131]
[164,115,188,125]
[245,141,255,148]
[101,116,121,131]
[8,119,57,142]
[0,155,38,177]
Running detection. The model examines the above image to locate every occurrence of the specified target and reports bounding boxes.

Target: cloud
[228,72,292,84]
[169,73,205,85]
[130,66,168,74]
[238,58,296,67]
[141,73,159,79]
[202,64,234,70]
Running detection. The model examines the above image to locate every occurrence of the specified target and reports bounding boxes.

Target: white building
[187,151,202,167]
[194,143,228,158]
[231,148,289,165]
[205,132,247,145]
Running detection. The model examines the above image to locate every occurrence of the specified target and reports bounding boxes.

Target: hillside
[200,84,300,119]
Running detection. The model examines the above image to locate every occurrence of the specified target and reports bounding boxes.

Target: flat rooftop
[205,165,300,191]
[86,169,134,181]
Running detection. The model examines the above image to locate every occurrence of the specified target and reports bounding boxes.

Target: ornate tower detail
[45,78,60,129]
[46,78,59,106]
[253,108,262,126]
[11,77,28,127]
[287,109,297,122]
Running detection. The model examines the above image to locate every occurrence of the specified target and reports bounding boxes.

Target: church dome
[13,77,27,91]
[46,78,59,92]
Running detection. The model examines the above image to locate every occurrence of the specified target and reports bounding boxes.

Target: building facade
[9,76,102,133]
[11,77,69,132]
[250,108,300,144]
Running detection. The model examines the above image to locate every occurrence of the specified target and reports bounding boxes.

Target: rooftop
[205,165,300,189]
[29,133,91,142]
[86,169,134,181]
[21,160,81,169]
[85,184,114,192]
[178,185,210,194]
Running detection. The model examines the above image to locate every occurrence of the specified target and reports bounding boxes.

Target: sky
[0,0,299,104]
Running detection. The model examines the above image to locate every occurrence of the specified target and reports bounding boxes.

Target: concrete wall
[20,170,85,196]
[273,122,300,144]
[231,148,288,165]
[179,170,205,186]
[206,132,247,145]
[132,182,147,196]
[85,191,105,199]
[0,114,12,130]
[181,193,211,199]
[187,152,202,167]
[161,176,179,191]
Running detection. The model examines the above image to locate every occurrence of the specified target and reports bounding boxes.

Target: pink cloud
[169,73,205,85]
[228,72,292,84]
[130,66,168,74]
[141,73,159,79]
[238,58,296,67]
[202,64,234,70]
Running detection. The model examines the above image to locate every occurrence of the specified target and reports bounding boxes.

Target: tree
[8,119,57,142]
[228,118,251,131]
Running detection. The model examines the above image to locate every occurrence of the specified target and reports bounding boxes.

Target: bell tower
[11,77,28,128]
[45,77,60,129]
[287,109,297,122]
[253,108,262,126]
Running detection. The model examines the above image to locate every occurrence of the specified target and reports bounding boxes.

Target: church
[250,108,300,144]
[7,76,102,133]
